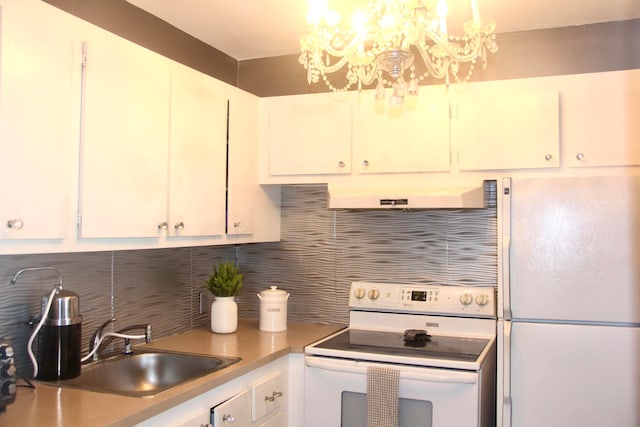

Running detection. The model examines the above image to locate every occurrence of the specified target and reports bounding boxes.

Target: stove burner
[403,329,431,347]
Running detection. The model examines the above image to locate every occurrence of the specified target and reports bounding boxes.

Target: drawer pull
[264,390,283,402]
[6,219,24,230]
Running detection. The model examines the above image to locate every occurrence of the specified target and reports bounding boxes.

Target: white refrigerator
[497,175,640,427]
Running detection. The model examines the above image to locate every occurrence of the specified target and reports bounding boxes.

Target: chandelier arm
[309,26,361,58]
[415,44,448,80]
[356,64,380,86]
[308,52,353,74]
[422,30,491,63]
[306,23,389,65]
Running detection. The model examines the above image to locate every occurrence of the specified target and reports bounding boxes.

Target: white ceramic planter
[210,296,238,333]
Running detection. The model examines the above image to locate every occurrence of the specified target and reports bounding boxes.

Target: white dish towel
[367,366,400,427]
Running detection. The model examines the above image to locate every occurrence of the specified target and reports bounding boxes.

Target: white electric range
[304,281,497,427]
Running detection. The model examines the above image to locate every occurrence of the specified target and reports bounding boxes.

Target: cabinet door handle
[337,161,345,168]
[264,390,283,402]
[362,160,369,167]
[157,221,169,230]
[174,222,184,230]
[6,219,24,230]
[544,154,552,161]
[576,152,585,160]
[222,414,235,423]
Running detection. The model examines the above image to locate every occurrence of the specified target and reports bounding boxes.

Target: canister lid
[258,286,289,300]
[42,289,82,326]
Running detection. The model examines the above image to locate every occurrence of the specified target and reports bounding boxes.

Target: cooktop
[313,329,489,362]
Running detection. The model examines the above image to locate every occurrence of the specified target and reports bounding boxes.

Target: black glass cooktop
[314,329,489,362]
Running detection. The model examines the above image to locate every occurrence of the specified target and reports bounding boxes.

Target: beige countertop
[2,319,343,427]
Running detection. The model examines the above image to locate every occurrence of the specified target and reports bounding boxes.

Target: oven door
[304,355,484,427]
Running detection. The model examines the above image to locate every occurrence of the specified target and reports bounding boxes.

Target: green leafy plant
[205,261,244,297]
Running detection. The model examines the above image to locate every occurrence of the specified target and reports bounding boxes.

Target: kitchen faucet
[84,318,152,362]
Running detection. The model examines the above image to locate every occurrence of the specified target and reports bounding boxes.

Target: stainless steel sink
[54,349,240,397]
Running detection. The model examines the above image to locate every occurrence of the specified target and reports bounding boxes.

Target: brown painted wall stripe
[41,0,640,96]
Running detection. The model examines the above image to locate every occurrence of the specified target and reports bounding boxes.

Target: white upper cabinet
[80,38,171,238]
[79,37,227,239]
[168,64,227,237]
[227,89,259,236]
[227,87,281,240]
[353,85,450,174]
[453,83,560,171]
[0,2,79,240]
[563,70,640,168]
[265,93,352,177]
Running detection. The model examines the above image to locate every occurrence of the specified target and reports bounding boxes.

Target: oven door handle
[305,356,478,384]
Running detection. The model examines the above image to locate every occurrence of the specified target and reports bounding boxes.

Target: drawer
[255,410,284,427]
[252,372,285,421]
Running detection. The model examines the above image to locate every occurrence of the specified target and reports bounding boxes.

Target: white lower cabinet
[137,356,290,427]
[251,372,285,424]
[212,389,252,426]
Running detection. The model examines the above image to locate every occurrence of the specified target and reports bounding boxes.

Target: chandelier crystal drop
[299,0,498,106]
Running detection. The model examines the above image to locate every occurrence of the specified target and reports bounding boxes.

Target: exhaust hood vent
[328,184,486,209]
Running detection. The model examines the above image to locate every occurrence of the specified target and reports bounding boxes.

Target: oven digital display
[411,291,428,301]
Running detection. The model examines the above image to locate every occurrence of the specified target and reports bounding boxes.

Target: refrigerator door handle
[498,320,513,427]
[500,177,512,321]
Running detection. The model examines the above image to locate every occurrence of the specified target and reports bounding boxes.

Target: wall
[42,0,640,96]
[0,184,496,374]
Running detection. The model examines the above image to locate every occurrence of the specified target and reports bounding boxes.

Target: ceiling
[125,0,640,61]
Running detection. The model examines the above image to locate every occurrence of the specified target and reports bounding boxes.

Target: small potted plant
[205,260,243,333]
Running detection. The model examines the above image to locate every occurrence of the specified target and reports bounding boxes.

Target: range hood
[328,183,486,209]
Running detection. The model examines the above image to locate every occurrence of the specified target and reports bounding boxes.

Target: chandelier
[299,0,498,106]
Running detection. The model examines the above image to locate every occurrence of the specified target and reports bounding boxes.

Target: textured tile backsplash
[0,183,496,375]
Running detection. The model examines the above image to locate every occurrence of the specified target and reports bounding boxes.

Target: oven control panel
[349,282,495,317]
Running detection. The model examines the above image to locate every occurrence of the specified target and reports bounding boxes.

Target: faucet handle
[145,324,152,344]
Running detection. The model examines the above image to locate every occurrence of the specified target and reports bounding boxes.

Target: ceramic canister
[257,286,290,332]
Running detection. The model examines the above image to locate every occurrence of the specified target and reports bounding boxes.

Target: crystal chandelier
[299,0,498,106]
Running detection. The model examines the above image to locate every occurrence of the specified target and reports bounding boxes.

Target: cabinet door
[227,88,282,241]
[455,88,559,171]
[0,2,78,239]
[79,38,170,238]
[227,89,259,236]
[353,86,450,173]
[212,389,252,427]
[267,93,352,176]
[168,66,227,237]
[564,70,640,167]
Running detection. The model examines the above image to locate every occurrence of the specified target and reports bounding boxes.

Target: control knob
[353,288,366,299]
[367,289,380,300]
[460,293,473,305]
[475,294,490,306]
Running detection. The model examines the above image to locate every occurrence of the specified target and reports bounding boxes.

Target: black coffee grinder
[11,267,82,381]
